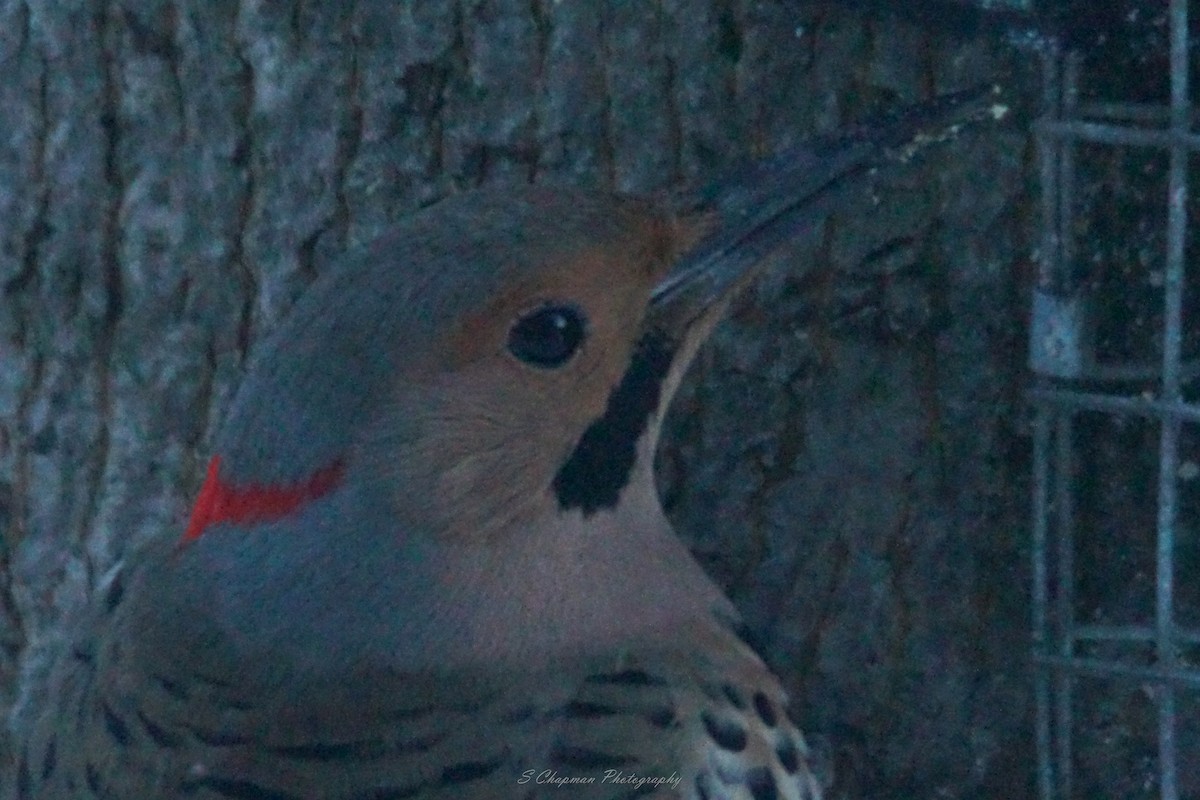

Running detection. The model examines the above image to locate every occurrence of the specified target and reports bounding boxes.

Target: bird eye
[507,303,587,369]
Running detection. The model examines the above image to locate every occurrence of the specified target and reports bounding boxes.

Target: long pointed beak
[647,87,1007,339]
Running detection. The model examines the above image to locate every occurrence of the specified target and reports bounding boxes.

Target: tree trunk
[0,1,1032,796]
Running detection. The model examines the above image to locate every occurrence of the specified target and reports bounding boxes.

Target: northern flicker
[7,91,997,799]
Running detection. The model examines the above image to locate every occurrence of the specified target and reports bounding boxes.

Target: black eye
[507,303,587,368]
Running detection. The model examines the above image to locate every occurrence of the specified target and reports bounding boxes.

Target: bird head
[188,187,715,546]
[138,186,740,681]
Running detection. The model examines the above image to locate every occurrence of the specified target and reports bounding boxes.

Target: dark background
[0,1,1188,797]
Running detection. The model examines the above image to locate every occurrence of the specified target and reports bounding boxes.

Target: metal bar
[1031,406,1055,800]
[1085,356,1200,384]
[1154,3,1191,798]
[1036,43,1063,292]
[1027,387,1200,425]
[1076,100,1200,126]
[1058,53,1079,290]
[1053,410,1076,800]
[1050,52,1083,799]
[1035,653,1200,690]
[1032,43,1064,800]
[1034,118,1200,151]
[1073,624,1200,646]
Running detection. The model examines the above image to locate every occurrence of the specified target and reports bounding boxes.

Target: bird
[6,90,996,800]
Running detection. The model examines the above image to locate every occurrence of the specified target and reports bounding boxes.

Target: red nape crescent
[182,455,347,542]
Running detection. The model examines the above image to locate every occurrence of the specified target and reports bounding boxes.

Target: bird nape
[9,90,998,800]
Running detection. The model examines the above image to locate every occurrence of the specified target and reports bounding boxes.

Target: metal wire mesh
[1029,1,1199,798]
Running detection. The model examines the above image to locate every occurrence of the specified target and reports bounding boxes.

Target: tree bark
[0,1,1032,796]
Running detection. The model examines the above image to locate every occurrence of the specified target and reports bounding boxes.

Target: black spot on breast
[180,775,304,799]
[85,763,102,793]
[391,730,449,755]
[645,705,677,729]
[269,738,388,762]
[776,735,801,774]
[499,704,536,724]
[553,331,674,514]
[563,700,619,718]
[16,746,30,798]
[722,684,746,709]
[103,570,125,612]
[441,757,504,784]
[191,670,235,689]
[585,668,667,687]
[348,790,424,800]
[40,736,56,780]
[183,723,251,747]
[550,743,633,769]
[702,710,748,752]
[71,642,94,666]
[138,709,183,748]
[153,673,190,700]
[745,766,779,800]
[752,691,777,727]
[101,702,131,746]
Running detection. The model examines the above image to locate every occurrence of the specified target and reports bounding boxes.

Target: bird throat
[552,329,676,515]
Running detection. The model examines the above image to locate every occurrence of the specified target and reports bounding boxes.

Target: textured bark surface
[0,1,1034,797]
